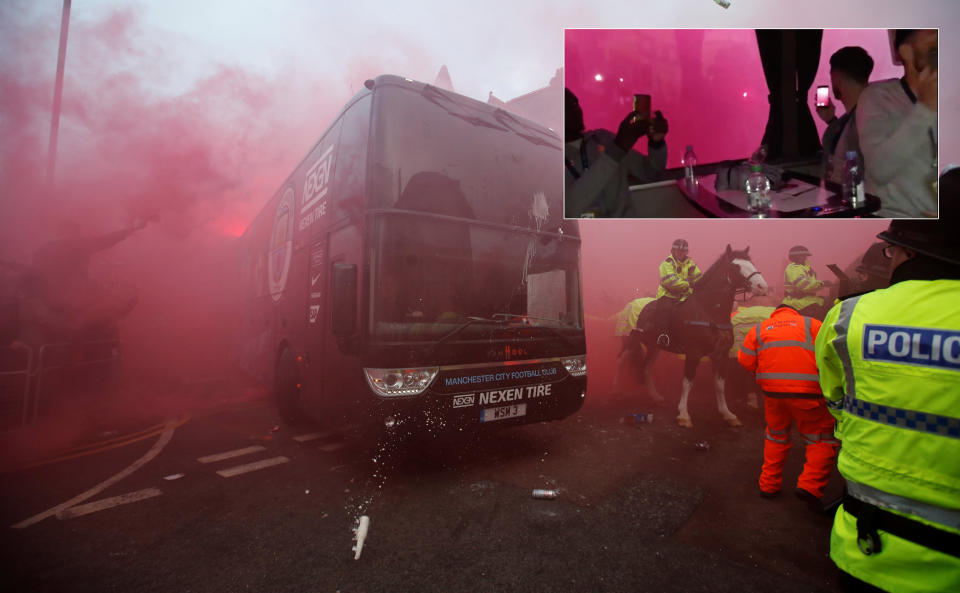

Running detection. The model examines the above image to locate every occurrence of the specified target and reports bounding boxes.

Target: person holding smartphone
[816,46,874,184]
[564,88,669,218]
[856,29,938,218]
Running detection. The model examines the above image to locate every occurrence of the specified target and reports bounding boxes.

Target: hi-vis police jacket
[816,279,960,593]
[783,262,824,310]
[657,256,701,300]
[738,307,822,396]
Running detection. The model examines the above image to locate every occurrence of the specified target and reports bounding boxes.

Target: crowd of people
[818,30,938,218]
[623,169,957,592]
[738,191,959,592]
[565,29,938,219]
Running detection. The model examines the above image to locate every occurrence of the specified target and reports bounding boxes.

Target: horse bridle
[734,266,763,301]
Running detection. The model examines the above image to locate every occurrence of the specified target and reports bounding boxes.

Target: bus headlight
[562,355,587,377]
[364,367,439,397]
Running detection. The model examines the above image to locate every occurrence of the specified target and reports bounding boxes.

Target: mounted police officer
[816,168,960,593]
[641,239,702,346]
[658,239,702,301]
[783,245,832,319]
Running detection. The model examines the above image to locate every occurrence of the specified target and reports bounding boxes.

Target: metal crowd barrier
[0,339,122,430]
[0,342,33,430]
[31,339,122,424]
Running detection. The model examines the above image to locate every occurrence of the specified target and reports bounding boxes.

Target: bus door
[304,236,327,404]
[323,224,363,414]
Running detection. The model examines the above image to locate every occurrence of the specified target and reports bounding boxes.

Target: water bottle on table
[841,150,865,208]
[682,145,698,189]
[749,144,768,165]
[744,164,771,217]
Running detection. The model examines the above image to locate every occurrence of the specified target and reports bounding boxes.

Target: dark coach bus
[237,75,586,433]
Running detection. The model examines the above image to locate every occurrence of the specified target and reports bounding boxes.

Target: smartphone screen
[632,94,651,120]
[815,86,829,107]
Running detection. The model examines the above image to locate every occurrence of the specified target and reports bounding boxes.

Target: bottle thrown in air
[744,164,771,217]
[841,150,865,208]
[682,145,698,189]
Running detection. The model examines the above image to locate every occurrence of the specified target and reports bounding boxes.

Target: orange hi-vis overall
[738,306,838,497]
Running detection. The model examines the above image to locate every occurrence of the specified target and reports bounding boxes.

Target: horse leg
[677,355,698,428]
[643,347,665,404]
[712,356,742,427]
[611,337,630,395]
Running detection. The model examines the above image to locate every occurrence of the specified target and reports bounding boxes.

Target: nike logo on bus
[311,273,322,286]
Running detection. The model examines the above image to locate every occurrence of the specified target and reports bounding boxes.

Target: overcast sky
[5,0,957,103]
[0,0,956,256]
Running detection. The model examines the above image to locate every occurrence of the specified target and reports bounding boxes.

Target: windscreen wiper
[491,313,576,349]
[427,316,503,355]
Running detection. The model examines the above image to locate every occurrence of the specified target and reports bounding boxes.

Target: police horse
[623,246,769,428]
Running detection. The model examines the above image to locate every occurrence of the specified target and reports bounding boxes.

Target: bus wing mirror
[331,263,357,337]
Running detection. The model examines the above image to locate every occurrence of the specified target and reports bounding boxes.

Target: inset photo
[564,28,938,219]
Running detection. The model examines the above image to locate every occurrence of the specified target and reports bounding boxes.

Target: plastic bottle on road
[620,413,654,425]
[841,150,865,208]
[745,164,771,217]
[682,145,698,189]
[532,489,558,500]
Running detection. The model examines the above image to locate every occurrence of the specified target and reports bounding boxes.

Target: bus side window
[333,95,371,222]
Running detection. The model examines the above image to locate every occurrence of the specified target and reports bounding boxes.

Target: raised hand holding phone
[815,85,830,107]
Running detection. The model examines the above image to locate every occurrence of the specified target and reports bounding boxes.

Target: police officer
[658,239,701,300]
[816,169,960,593]
[784,245,832,319]
[645,239,702,346]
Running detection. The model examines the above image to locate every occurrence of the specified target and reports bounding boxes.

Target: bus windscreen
[367,83,571,233]
[372,214,581,340]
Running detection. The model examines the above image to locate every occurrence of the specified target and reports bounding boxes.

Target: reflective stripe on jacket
[737,306,822,395]
[729,305,777,357]
[783,262,824,310]
[816,279,960,593]
[657,256,701,300]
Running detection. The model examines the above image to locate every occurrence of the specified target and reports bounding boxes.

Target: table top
[671,163,882,218]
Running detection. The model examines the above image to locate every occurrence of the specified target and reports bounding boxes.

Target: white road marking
[56,488,162,520]
[318,442,345,453]
[197,445,266,464]
[216,456,289,478]
[12,417,180,529]
[293,430,334,443]
[295,424,360,443]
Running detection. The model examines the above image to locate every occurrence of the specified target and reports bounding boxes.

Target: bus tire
[274,347,304,424]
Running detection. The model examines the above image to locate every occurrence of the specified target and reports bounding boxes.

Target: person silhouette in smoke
[564,88,668,218]
[19,219,147,343]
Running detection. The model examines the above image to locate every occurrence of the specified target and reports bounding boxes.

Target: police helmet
[789,245,812,258]
[856,242,889,278]
[672,239,689,251]
[877,169,960,266]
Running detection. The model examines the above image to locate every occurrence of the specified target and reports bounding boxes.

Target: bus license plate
[481,403,527,423]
